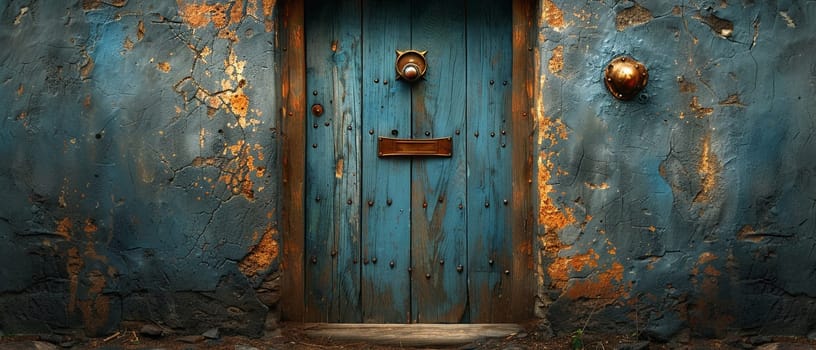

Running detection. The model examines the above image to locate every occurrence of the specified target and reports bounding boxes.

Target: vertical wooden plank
[411,0,468,323]
[280,0,306,322]
[361,0,413,323]
[466,0,514,323]
[304,0,362,322]
[509,0,535,320]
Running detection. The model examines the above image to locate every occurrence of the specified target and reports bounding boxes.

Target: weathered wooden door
[303,0,522,323]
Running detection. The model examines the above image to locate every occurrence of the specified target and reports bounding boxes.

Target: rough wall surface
[1,0,815,342]
[0,0,280,337]
[535,0,816,341]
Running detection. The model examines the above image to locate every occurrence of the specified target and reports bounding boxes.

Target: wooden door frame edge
[279,0,537,322]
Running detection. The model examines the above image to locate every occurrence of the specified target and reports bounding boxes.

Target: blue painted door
[304,0,515,323]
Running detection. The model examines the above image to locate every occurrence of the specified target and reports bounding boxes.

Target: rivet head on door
[311,104,323,116]
[395,50,428,82]
[604,55,649,100]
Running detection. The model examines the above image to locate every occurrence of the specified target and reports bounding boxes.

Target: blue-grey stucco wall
[537,0,816,341]
[1,0,815,341]
[1,0,281,337]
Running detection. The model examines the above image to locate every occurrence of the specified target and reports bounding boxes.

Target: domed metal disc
[604,55,648,100]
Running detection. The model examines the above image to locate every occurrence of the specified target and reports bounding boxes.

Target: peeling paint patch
[177,1,229,29]
[123,37,134,51]
[220,140,262,199]
[695,12,734,38]
[693,133,720,203]
[616,3,653,31]
[137,20,145,41]
[541,0,565,30]
[779,12,796,28]
[564,262,625,300]
[14,6,28,25]
[719,94,745,107]
[548,45,563,75]
[239,226,279,277]
[335,158,344,179]
[690,96,713,118]
[262,0,276,32]
[83,0,127,10]
[80,53,95,79]
[157,61,171,73]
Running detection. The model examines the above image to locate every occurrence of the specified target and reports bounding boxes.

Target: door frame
[279,0,537,322]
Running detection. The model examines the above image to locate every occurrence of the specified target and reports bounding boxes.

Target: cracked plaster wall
[536,0,816,341]
[1,0,816,342]
[1,0,280,337]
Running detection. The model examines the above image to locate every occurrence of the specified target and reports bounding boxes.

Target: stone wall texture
[1,0,815,341]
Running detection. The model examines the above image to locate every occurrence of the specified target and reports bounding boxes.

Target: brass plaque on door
[377,137,452,157]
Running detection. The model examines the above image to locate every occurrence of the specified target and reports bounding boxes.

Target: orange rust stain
[585,182,609,190]
[56,217,73,240]
[648,225,656,232]
[541,0,565,29]
[66,247,83,312]
[229,92,249,117]
[83,95,92,108]
[548,45,563,75]
[262,0,276,32]
[83,219,98,233]
[221,140,258,199]
[239,226,279,277]
[564,262,625,300]
[697,252,718,265]
[230,0,245,25]
[157,62,171,73]
[690,96,714,118]
[16,84,24,96]
[677,76,697,93]
[736,224,763,243]
[703,265,721,277]
[76,270,110,334]
[693,133,720,203]
[547,248,601,290]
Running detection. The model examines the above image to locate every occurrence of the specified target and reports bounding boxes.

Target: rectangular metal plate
[377,137,452,157]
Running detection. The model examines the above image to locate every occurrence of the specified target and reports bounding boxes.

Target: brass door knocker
[395,50,427,82]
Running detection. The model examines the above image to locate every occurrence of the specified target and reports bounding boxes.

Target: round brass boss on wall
[395,50,427,82]
[604,55,648,100]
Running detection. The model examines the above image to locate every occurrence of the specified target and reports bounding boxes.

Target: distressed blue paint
[465,0,514,322]
[361,0,413,323]
[304,0,363,322]
[409,0,468,323]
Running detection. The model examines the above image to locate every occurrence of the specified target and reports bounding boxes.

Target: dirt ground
[3,322,816,350]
